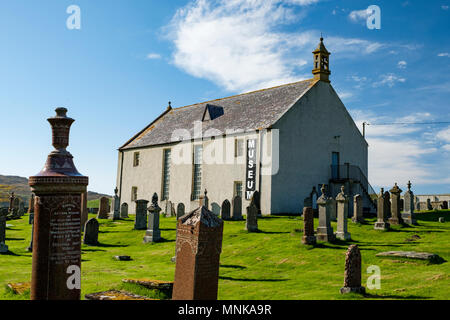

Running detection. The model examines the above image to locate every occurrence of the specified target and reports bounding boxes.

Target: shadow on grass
[96,242,129,248]
[363,292,431,300]
[98,230,122,234]
[220,264,247,270]
[0,250,25,257]
[155,238,175,243]
[82,248,106,252]
[5,237,25,241]
[415,211,449,222]
[255,230,290,234]
[160,228,176,231]
[219,276,288,282]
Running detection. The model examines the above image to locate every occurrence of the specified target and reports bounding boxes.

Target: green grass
[1,210,449,300]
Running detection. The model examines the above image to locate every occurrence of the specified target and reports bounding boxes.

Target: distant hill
[0,174,111,207]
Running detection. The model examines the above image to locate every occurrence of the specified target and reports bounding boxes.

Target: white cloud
[438,52,450,57]
[443,144,450,151]
[442,5,449,10]
[348,8,370,24]
[146,53,162,59]
[397,60,407,69]
[373,73,406,87]
[436,126,450,143]
[165,0,386,93]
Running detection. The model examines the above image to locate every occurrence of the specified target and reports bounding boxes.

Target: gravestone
[199,189,209,210]
[81,191,88,229]
[210,203,220,216]
[245,201,258,232]
[27,213,35,252]
[384,191,391,219]
[374,188,390,230]
[335,186,351,240]
[28,194,35,214]
[8,192,15,214]
[232,195,243,220]
[316,185,335,242]
[176,203,185,219]
[328,198,337,222]
[83,218,99,245]
[28,108,88,300]
[143,193,161,243]
[340,245,365,294]
[97,197,109,219]
[17,201,25,217]
[352,194,364,223]
[109,187,120,220]
[402,181,417,225]
[165,200,175,217]
[134,200,149,230]
[221,200,231,220]
[443,201,448,210]
[172,206,223,300]
[252,190,262,216]
[301,207,316,245]
[120,203,129,218]
[0,211,8,253]
[388,183,403,225]
[303,196,312,208]
[426,198,432,210]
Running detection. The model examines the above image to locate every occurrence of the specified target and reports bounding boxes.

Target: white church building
[116,38,375,215]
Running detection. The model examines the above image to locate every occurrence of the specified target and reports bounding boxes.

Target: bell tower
[312,36,331,82]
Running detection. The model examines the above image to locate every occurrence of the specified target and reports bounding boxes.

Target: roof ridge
[173,78,314,111]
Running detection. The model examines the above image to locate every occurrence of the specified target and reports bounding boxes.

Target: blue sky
[0,0,449,195]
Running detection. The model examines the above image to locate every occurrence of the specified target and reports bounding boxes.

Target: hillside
[0,174,110,207]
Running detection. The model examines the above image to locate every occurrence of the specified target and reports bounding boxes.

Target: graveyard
[1,208,448,300]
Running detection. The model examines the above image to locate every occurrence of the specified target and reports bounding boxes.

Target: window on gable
[133,152,140,167]
[192,145,203,200]
[235,138,244,157]
[131,186,138,202]
[162,149,171,200]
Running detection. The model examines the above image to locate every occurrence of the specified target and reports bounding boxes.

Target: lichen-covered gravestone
[301,207,316,245]
[316,185,335,242]
[402,181,417,225]
[335,186,351,240]
[176,203,185,219]
[143,193,161,243]
[172,206,223,300]
[109,187,120,220]
[83,218,99,245]
[340,245,365,294]
[388,183,403,225]
[374,188,390,231]
[352,194,364,223]
[97,197,109,219]
[232,195,243,220]
[120,203,129,219]
[245,201,258,232]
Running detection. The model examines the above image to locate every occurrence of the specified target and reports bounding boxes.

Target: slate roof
[120,79,317,150]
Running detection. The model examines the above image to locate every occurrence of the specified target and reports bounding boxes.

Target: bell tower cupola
[312,36,331,82]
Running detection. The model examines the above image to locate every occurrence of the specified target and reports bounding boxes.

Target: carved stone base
[0,243,8,254]
[351,216,365,224]
[388,217,403,225]
[316,228,336,242]
[401,213,417,225]
[301,235,316,245]
[374,221,390,230]
[335,232,351,241]
[143,230,161,243]
[340,286,365,294]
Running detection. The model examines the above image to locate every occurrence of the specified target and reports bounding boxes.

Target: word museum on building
[116,38,374,216]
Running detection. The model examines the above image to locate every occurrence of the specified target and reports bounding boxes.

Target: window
[192,145,203,200]
[234,181,243,198]
[162,149,171,200]
[131,187,138,202]
[235,138,244,157]
[133,152,140,167]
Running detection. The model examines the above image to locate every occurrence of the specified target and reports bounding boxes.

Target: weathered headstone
[28,194,35,214]
[109,187,120,220]
[232,195,243,220]
[426,198,432,211]
[8,192,15,214]
[17,200,25,217]
[176,203,185,219]
[340,245,365,294]
[211,203,220,216]
[143,193,161,243]
[0,211,8,253]
[335,186,351,240]
[27,212,35,252]
[301,207,316,245]
[252,190,262,216]
[97,197,109,219]
[120,203,129,218]
[83,218,99,245]
[384,191,391,219]
[172,206,223,300]
[328,198,337,222]
[402,181,417,225]
[352,194,364,223]
[388,183,403,225]
[28,108,88,300]
[81,191,88,229]
[221,200,231,220]
[374,188,390,230]
[165,200,175,217]
[245,200,258,232]
[134,200,149,230]
[442,201,448,210]
[316,185,335,242]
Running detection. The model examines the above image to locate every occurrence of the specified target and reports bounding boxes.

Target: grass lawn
[0,210,449,300]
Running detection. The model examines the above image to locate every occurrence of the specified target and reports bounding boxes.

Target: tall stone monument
[28,193,35,214]
[172,206,224,300]
[384,190,391,219]
[388,183,403,225]
[143,193,161,243]
[109,187,120,220]
[28,108,88,300]
[0,210,8,253]
[316,185,335,242]
[352,194,364,223]
[97,197,109,219]
[340,245,365,294]
[199,189,209,210]
[134,199,149,230]
[335,186,351,240]
[301,207,316,245]
[374,188,390,230]
[402,181,417,225]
